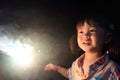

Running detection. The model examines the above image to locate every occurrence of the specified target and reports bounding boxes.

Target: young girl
[44,14,120,80]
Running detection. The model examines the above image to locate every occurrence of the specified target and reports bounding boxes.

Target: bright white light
[9,44,33,67]
[13,52,33,66]
[0,39,34,67]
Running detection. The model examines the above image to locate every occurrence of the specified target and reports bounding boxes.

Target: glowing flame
[0,36,34,67]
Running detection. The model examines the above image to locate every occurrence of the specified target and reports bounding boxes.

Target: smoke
[0,9,73,80]
[0,23,32,51]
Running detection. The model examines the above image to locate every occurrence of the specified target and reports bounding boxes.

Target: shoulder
[108,59,120,68]
[107,59,120,70]
[72,54,84,66]
[109,59,119,66]
[104,54,119,70]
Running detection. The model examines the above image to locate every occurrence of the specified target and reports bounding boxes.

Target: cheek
[77,35,81,45]
[77,34,82,41]
[77,35,83,48]
[94,34,105,46]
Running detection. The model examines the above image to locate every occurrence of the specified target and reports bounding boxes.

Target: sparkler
[0,36,34,67]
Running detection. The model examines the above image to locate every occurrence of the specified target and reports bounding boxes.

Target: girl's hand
[44,63,58,71]
[44,63,68,78]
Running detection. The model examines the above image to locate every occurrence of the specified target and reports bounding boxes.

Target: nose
[83,32,90,39]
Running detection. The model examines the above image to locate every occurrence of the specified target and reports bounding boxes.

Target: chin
[83,48,95,53]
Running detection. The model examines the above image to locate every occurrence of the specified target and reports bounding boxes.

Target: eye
[79,31,83,34]
[90,29,96,32]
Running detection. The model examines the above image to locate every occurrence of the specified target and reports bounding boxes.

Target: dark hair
[70,14,120,64]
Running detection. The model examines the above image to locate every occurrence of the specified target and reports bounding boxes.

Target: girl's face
[77,22,105,53]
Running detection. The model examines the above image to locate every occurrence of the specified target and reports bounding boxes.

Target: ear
[104,33,112,44]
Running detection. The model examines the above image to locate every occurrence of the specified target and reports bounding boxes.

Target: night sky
[0,0,120,80]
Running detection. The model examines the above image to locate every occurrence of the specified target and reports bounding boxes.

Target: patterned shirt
[67,54,120,80]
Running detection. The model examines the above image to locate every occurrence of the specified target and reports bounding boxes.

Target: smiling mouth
[83,42,91,45]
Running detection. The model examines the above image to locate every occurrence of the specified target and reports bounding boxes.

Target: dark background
[0,0,120,80]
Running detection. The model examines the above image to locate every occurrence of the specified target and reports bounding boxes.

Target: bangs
[76,15,114,32]
[76,19,99,28]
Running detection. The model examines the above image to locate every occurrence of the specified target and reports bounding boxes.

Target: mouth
[83,42,91,45]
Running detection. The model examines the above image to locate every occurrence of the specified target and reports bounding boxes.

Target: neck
[83,52,102,65]
[85,52,101,58]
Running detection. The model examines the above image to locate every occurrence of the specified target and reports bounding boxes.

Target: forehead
[76,22,105,32]
[77,22,97,29]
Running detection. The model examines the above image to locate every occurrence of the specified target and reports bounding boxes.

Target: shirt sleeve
[67,67,72,79]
